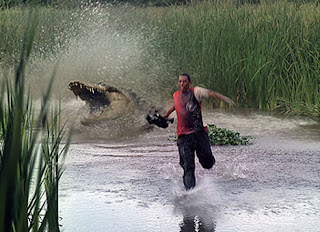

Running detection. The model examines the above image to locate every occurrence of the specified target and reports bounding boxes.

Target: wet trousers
[177,130,215,190]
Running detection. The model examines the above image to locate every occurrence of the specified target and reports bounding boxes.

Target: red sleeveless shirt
[174,87,204,137]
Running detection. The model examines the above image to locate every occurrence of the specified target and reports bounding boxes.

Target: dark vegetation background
[1,0,186,8]
[1,0,319,118]
[0,0,263,8]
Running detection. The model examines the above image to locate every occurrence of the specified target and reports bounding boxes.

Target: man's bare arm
[208,91,235,105]
[163,105,175,119]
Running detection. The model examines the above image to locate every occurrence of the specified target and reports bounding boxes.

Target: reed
[0,8,70,232]
[0,6,82,66]
[0,1,319,117]
[140,0,320,116]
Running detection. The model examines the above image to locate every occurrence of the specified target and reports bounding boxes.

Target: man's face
[178,75,190,92]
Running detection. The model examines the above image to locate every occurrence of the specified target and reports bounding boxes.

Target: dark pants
[177,130,215,190]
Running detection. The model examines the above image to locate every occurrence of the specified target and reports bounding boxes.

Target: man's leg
[177,135,196,190]
[195,130,215,169]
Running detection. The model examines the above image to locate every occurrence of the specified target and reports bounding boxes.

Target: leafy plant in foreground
[0,8,70,232]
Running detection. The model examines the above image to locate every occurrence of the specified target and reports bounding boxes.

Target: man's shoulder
[194,86,209,94]
[194,86,210,99]
[194,86,208,91]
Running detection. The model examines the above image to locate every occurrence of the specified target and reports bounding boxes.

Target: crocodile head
[69,81,129,114]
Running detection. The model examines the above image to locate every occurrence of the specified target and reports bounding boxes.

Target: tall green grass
[0,1,319,117]
[141,0,320,116]
[0,6,84,67]
[0,8,70,232]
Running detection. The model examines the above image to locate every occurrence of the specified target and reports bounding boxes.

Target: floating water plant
[206,124,253,145]
[169,124,253,146]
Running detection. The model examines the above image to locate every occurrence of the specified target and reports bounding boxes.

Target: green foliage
[0,7,74,67]
[206,124,253,145]
[0,8,70,232]
[0,0,188,8]
[139,0,320,118]
[1,1,320,117]
[169,124,253,145]
[104,0,187,6]
[0,0,57,8]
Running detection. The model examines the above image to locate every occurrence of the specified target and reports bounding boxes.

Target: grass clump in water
[169,124,253,146]
[206,124,253,145]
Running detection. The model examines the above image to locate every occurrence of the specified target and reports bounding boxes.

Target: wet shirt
[174,87,209,137]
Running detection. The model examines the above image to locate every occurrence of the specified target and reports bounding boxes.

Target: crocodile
[68,80,168,137]
[68,81,132,116]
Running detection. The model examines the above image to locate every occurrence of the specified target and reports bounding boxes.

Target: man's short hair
[180,73,191,82]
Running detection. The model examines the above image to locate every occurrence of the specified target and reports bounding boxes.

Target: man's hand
[222,96,236,105]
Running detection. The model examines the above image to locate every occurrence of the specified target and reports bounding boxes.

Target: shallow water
[59,109,320,232]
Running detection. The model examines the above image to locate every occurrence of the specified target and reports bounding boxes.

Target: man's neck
[181,87,191,93]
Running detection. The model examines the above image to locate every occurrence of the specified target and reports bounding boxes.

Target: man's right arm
[163,105,175,119]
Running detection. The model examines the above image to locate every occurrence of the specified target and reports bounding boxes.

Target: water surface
[59,109,320,232]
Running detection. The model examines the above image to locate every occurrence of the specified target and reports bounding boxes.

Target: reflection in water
[174,177,218,232]
[180,215,216,232]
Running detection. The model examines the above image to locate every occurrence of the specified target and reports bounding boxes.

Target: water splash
[173,176,221,231]
[24,5,175,140]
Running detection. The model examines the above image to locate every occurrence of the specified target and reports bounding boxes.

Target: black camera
[146,110,174,129]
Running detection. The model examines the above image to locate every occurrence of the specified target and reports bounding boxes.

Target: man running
[164,73,235,190]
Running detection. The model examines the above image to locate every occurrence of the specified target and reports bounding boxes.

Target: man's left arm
[208,91,235,105]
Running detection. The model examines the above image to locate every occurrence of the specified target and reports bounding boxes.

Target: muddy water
[59,109,320,232]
